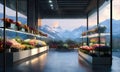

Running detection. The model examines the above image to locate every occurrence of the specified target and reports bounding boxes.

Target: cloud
[113,0,120,20]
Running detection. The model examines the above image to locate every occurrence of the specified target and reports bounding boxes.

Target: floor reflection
[78,56,92,72]
[5,50,120,72]
[13,53,48,72]
[13,50,91,72]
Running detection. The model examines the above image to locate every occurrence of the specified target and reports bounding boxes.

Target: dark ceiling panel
[0,0,106,18]
[39,0,92,18]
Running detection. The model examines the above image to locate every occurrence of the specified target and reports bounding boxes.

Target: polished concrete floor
[0,49,120,72]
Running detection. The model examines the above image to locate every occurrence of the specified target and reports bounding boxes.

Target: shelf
[78,50,112,65]
[80,33,110,38]
[0,28,47,39]
[0,46,49,67]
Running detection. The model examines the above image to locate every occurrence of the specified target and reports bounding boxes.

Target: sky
[41,19,86,31]
[41,0,120,30]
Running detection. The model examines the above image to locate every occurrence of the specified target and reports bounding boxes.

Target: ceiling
[39,0,106,18]
[0,0,106,18]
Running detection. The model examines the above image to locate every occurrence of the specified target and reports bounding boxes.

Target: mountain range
[40,19,120,41]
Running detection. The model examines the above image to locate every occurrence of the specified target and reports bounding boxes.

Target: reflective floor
[13,49,91,72]
[1,49,120,72]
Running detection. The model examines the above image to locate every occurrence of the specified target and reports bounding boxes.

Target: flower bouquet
[1,18,14,29]
[0,39,3,52]
[23,25,29,32]
[15,21,22,31]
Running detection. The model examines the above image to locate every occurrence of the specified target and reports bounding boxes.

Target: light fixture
[49,0,52,3]
[50,4,53,7]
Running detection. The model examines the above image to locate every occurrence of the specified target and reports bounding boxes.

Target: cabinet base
[78,50,112,65]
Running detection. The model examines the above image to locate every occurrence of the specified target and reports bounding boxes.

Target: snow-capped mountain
[100,19,120,38]
[72,26,87,39]
[89,19,120,34]
[40,19,120,41]
[39,25,87,41]
[39,25,64,40]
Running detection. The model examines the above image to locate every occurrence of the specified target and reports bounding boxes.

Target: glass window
[80,19,87,46]
[5,0,16,29]
[6,0,16,21]
[88,12,97,46]
[18,0,27,24]
[113,0,120,52]
[17,0,27,32]
[0,0,3,27]
[99,0,111,57]
[99,1,110,46]
[0,0,4,69]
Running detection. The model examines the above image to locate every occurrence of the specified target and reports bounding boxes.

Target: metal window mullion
[110,0,113,65]
[3,0,6,71]
[97,0,100,56]
[87,14,89,46]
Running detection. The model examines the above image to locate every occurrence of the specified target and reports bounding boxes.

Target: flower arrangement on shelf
[81,25,107,36]
[23,24,29,32]
[35,30,39,35]
[0,18,48,37]
[1,18,15,29]
[15,21,23,31]
[79,43,110,56]
[29,27,34,34]
[0,38,3,52]
[5,37,47,52]
[42,33,48,37]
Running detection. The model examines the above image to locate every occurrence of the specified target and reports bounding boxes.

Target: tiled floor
[1,49,120,72]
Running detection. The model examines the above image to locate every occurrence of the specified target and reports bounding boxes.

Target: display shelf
[78,50,111,65]
[0,23,49,66]
[79,31,112,65]
[0,28,47,39]
[80,33,110,38]
[0,46,49,67]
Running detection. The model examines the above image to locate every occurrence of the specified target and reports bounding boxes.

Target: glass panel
[88,12,97,46]
[0,0,4,71]
[0,0,3,52]
[99,0,111,57]
[113,0,120,53]
[80,19,87,46]
[18,0,27,32]
[0,0,3,27]
[5,0,16,29]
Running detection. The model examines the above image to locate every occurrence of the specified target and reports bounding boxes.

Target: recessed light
[50,4,53,7]
[49,0,52,3]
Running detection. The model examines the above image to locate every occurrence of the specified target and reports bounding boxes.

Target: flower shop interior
[0,0,120,72]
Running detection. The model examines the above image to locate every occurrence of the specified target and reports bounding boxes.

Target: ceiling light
[49,0,52,3]
[50,4,53,7]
